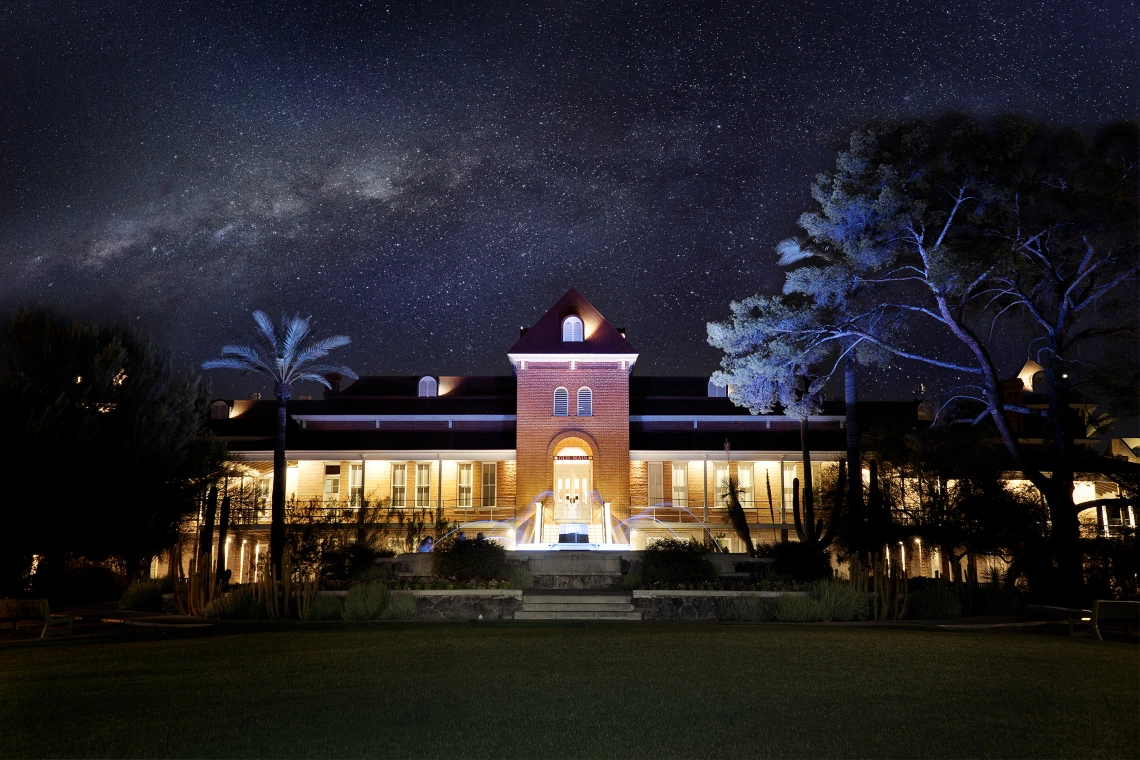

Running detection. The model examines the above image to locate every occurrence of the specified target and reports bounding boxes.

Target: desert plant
[810,579,868,621]
[621,563,643,590]
[295,575,320,620]
[909,584,962,620]
[118,578,165,612]
[304,593,345,621]
[771,540,832,581]
[507,564,533,590]
[355,563,391,584]
[342,581,390,620]
[775,594,828,622]
[641,538,718,586]
[202,587,260,619]
[969,583,1025,616]
[381,592,418,620]
[715,595,771,622]
[433,537,507,581]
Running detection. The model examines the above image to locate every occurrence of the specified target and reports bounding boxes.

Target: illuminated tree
[203,312,356,577]
[717,115,1138,599]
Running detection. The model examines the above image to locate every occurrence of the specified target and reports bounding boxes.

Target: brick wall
[515,360,630,541]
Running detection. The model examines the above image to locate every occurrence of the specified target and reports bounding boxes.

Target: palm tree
[203,311,356,577]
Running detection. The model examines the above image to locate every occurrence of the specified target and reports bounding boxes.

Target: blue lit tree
[713,115,1139,599]
[203,312,357,577]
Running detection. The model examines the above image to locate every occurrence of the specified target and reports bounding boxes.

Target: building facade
[194,289,1135,582]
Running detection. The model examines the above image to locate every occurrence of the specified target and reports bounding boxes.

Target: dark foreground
[1,622,1136,758]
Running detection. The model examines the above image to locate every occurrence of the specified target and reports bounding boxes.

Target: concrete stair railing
[514,591,642,621]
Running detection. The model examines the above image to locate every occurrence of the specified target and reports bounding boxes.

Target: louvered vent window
[418,376,437,397]
[553,387,569,416]
[577,387,593,416]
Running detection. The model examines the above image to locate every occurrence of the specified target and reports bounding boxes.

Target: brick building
[199,289,1134,581]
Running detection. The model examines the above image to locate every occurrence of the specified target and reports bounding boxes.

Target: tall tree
[0,308,227,590]
[728,115,1138,599]
[203,312,356,577]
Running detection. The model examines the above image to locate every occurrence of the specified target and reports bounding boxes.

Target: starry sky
[1,0,1135,400]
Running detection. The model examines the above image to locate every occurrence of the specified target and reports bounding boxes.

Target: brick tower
[508,289,638,545]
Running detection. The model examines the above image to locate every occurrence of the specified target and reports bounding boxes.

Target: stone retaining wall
[632,590,803,621]
[411,590,523,621]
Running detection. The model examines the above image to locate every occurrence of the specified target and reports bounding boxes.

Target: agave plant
[203,311,357,576]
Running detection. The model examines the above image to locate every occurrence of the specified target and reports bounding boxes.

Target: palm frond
[300,363,359,380]
[219,345,272,373]
[252,311,279,351]
[202,357,262,373]
[290,372,332,389]
[307,334,351,352]
[776,237,816,266]
[282,314,312,365]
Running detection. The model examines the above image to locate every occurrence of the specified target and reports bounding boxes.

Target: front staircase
[514,590,642,621]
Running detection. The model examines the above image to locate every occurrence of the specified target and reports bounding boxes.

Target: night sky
[2,1,1135,400]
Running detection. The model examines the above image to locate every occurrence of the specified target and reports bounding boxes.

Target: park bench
[1068,599,1139,640]
[0,599,75,638]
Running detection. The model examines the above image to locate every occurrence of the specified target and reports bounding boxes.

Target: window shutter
[577,387,592,416]
[553,387,569,416]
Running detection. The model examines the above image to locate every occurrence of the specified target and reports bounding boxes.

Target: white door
[553,458,591,522]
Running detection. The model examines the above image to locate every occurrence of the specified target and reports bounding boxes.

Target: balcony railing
[628,500,794,527]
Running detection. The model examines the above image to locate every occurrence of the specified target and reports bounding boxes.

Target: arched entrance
[553,446,592,523]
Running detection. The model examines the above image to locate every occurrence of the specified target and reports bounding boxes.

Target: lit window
[418,376,438,397]
[553,387,569,416]
[577,387,593,416]
[457,463,473,508]
[707,380,727,398]
[323,464,341,502]
[349,463,363,507]
[482,463,497,507]
[391,464,406,508]
[648,462,664,506]
[416,464,431,507]
[738,463,754,507]
[714,463,729,503]
[672,463,688,507]
[562,315,584,342]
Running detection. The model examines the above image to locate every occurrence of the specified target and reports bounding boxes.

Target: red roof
[508,288,637,355]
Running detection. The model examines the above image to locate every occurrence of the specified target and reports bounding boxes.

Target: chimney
[519,326,529,337]
[325,372,343,396]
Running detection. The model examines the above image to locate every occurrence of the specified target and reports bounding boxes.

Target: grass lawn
[1,622,1137,758]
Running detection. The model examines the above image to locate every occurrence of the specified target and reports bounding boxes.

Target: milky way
[1,0,1135,399]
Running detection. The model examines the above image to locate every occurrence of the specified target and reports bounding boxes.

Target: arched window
[577,387,593,416]
[561,315,584,342]
[553,387,569,416]
[418,376,438,397]
[209,400,231,419]
[707,379,727,398]
[1031,371,1046,393]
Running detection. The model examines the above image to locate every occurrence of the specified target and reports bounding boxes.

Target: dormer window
[418,376,438,397]
[707,379,728,398]
[561,315,584,342]
[553,387,569,416]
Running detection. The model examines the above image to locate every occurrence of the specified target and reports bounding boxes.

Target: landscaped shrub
[969,584,1025,616]
[715,595,771,622]
[775,594,828,622]
[433,537,507,581]
[771,541,832,581]
[355,563,391,584]
[381,592,418,620]
[305,594,345,621]
[507,563,533,590]
[202,587,261,619]
[621,563,643,590]
[118,579,165,612]
[31,559,126,605]
[342,581,390,620]
[909,585,962,620]
[641,538,718,587]
[810,580,868,621]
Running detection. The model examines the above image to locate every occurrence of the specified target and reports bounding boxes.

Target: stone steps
[514,591,642,621]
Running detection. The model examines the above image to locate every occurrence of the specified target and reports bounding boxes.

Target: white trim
[230,450,517,461]
[291,414,516,423]
[509,352,639,369]
[631,414,844,424]
[630,450,844,461]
